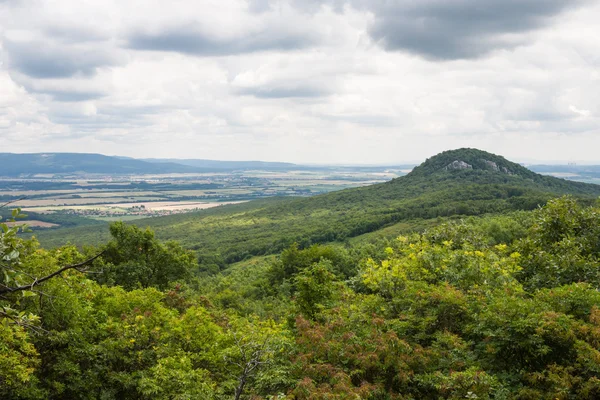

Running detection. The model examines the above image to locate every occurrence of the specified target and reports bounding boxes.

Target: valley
[1,165,406,227]
[4,148,600,399]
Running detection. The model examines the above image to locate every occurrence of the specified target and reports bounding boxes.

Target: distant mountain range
[0,153,194,176]
[0,153,305,176]
[0,152,418,177]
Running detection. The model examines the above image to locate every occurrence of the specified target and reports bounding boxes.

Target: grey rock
[481,159,500,171]
[444,160,473,171]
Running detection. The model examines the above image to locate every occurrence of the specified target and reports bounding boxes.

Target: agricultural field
[0,167,408,229]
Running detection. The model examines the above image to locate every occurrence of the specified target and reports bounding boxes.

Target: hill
[33,148,600,268]
[0,153,200,176]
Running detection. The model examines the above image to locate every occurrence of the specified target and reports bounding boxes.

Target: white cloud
[569,105,591,117]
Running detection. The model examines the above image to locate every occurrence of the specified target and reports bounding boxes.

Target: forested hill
[397,148,600,195]
[34,148,600,267]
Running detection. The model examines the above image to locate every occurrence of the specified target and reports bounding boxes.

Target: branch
[0,197,26,209]
[0,308,48,335]
[0,251,104,295]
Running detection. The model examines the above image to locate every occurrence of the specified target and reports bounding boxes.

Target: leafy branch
[0,251,104,295]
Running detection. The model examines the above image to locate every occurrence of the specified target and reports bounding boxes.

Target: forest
[3,149,600,399]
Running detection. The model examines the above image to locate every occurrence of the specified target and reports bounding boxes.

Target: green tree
[97,222,196,290]
[294,260,338,321]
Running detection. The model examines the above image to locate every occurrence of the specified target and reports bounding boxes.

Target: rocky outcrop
[444,160,473,171]
[481,159,500,172]
[443,158,514,174]
[480,159,513,175]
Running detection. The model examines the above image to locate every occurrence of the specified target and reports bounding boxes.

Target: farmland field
[5,220,59,228]
[1,167,409,230]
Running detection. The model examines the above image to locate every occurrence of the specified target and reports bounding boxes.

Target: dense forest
[3,149,600,399]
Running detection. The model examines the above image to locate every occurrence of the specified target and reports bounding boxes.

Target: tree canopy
[3,195,600,398]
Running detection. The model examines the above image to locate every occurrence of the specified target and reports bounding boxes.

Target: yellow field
[21,200,247,214]
[17,197,165,207]
[5,220,59,228]
[103,201,247,211]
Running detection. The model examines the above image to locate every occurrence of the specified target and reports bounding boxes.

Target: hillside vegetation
[3,192,600,398]
[3,149,600,399]
[34,149,600,270]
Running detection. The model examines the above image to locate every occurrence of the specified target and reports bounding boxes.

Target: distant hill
[0,153,199,176]
[401,148,600,195]
[2,153,399,176]
[34,148,600,266]
[0,153,321,176]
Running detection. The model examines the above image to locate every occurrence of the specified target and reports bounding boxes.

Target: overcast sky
[1,0,599,164]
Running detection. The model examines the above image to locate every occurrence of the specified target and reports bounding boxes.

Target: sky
[0,0,599,164]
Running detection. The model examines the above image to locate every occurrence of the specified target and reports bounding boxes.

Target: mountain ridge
[0,153,305,176]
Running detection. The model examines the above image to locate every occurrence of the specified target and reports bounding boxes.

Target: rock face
[444,160,473,171]
[480,159,513,175]
[443,158,514,174]
[481,159,500,172]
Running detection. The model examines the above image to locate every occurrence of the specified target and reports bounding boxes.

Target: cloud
[236,84,327,99]
[127,25,315,56]
[42,90,106,102]
[370,0,590,60]
[6,68,111,101]
[294,0,589,60]
[3,38,119,78]
[570,105,591,117]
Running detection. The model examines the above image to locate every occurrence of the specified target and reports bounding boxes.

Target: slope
[33,148,600,266]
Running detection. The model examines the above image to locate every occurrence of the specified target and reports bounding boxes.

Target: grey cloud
[292,0,590,60]
[43,90,106,102]
[247,0,272,13]
[368,0,588,60]
[7,71,109,102]
[379,0,592,59]
[288,0,348,13]
[50,113,154,132]
[44,25,110,43]
[237,85,327,99]
[127,26,315,56]
[320,113,399,127]
[3,38,118,78]
[90,104,177,128]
